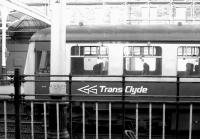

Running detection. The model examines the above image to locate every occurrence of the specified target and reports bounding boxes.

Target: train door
[35,43,50,97]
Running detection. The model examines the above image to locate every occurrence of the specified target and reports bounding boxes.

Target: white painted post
[189,104,193,139]
[1,7,9,75]
[149,103,152,139]
[109,103,112,139]
[82,102,85,139]
[50,0,67,94]
[49,1,69,139]
[162,104,166,139]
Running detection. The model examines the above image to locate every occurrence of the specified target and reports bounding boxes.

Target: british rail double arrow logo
[77,85,98,94]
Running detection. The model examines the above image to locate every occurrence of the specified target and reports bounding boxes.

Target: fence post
[14,68,21,139]
[122,75,125,139]
[175,76,180,139]
[69,74,72,139]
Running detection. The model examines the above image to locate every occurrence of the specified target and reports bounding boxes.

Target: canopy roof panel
[0,10,50,39]
[0,0,50,39]
[8,14,50,32]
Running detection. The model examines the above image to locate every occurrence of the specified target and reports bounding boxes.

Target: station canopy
[0,0,50,39]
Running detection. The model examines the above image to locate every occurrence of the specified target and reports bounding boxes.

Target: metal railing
[0,69,200,139]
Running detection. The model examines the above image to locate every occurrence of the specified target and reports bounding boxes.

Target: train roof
[30,24,200,42]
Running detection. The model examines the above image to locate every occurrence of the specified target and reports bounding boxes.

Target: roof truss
[1,0,51,25]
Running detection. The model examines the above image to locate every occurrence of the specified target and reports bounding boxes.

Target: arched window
[71,45,108,75]
[123,46,162,76]
[177,46,200,76]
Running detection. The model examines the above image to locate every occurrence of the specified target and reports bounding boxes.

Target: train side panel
[23,42,35,98]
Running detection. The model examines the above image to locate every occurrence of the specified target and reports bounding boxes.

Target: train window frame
[177,46,200,76]
[71,45,109,75]
[35,50,50,74]
[123,46,162,76]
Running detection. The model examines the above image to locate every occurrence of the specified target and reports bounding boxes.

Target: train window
[123,46,162,75]
[177,46,200,76]
[71,45,108,75]
[35,51,50,74]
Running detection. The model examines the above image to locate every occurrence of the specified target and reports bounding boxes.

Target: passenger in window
[93,62,103,75]
[186,63,194,75]
[194,65,200,75]
[103,60,108,71]
[143,62,150,75]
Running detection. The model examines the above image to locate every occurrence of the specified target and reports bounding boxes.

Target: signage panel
[70,81,177,100]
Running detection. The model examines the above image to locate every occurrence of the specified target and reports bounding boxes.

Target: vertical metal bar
[45,0,48,15]
[189,104,193,139]
[149,103,152,139]
[14,68,21,139]
[136,103,138,139]
[96,103,98,139]
[162,104,166,139]
[44,103,47,139]
[192,0,194,23]
[122,76,125,139]
[148,0,150,24]
[1,7,9,70]
[176,76,180,139]
[69,75,72,139]
[109,103,112,139]
[31,102,34,139]
[4,101,7,139]
[82,102,85,139]
[56,103,60,139]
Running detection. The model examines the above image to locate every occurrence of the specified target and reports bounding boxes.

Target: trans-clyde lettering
[99,85,148,94]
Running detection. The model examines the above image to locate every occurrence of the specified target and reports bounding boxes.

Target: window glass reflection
[177,46,200,76]
[71,46,108,75]
[36,51,50,74]
[124,46,162,76]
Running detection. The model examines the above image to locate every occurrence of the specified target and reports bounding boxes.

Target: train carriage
[24,24,200,99]
[23,24,200,137]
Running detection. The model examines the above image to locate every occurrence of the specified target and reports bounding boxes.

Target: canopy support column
[1,6,9,76]
[49,0,69,138]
